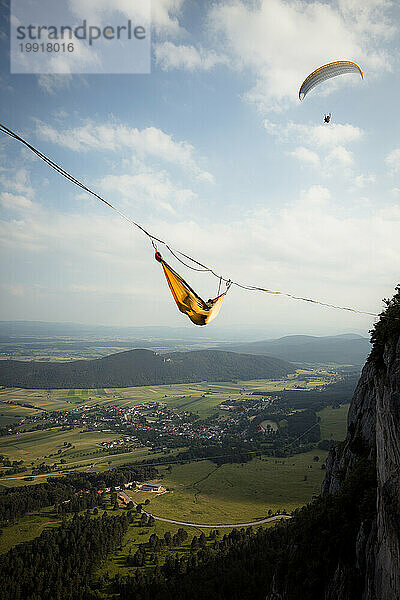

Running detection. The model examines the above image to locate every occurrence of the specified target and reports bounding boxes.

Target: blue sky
[0,0,399,337]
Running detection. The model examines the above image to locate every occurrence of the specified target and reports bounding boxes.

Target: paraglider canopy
[299,60,363,101]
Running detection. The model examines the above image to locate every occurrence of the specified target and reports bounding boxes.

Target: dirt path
[143,511,291,529]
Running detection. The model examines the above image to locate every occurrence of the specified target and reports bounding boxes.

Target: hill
[0,349,294,389]
[216,334,370,365]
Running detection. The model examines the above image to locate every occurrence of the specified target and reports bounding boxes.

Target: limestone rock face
[322,333,400,599]
[373,336,400,600]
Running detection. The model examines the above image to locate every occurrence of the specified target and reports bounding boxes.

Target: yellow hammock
[155,251,229,326]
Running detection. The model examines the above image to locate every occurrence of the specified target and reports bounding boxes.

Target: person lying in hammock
[155,250,229,326]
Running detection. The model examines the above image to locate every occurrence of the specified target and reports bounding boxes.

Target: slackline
[0,122,378,317]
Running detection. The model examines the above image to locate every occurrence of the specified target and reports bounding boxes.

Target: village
[1,394,284,452]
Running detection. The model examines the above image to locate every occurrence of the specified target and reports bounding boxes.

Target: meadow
[0,505,61,555]
[98,451,329,580]
[317,404,350,440]
[131,451,327,523]
[0,369,350,567]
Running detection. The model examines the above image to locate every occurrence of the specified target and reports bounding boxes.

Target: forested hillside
[0,349,294,388]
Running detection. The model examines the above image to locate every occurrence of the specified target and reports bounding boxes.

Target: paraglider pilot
[324,113,331,123]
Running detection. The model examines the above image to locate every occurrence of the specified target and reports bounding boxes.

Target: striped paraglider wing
[299,61,363,101]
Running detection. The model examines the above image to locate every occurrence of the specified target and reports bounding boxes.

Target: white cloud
[100,171,196,213]
[300,184,331,207]
[152,0,185,34]
[155,42,227,71]
[2,182,397,287]
[265,120,364,147]
[289,146,320,167]
[35,121,214,182]
[386,148,400,172]
[307,123,363,148]
[52,109,69,120]
[0,192,34,212]
[208,0,394,112]
[354,173,376,188]
[68,0,148,20]
[68,0,184,34]
[0,168,35,198]
[337,0,396,38]
[289,144,354,170]
[37,75,72,94]
[33,36,100,77]
[266,120,362,174]
[326,145,354,167]
[1,182,397,325]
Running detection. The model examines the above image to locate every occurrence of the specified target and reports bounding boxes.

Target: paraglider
[299,60,363,101]
[155,250,231,326]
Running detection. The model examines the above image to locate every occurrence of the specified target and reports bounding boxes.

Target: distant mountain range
[0,321,259,342]
[0,349,294,389]
[216,334,371,365]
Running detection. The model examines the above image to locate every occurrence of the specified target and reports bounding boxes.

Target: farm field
[0,367,337,419]
[0,370,348,484]
[0,427,123,463]
[0,444,179,488]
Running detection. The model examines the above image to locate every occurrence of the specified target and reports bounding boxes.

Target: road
[141,511,292,529]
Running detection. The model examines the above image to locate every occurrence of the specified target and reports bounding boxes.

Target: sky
[0,0,400,338]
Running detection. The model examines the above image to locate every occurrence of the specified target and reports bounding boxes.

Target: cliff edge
[322,287,400,599]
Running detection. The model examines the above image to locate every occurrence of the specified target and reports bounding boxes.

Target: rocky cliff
[265,287,400,600]
[323,333,400,599]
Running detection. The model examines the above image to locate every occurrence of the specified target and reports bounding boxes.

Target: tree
[164,531,172,546]
[191,536,199,550]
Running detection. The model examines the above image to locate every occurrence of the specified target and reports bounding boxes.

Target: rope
[217,277,222,297]
[0,122,378,317]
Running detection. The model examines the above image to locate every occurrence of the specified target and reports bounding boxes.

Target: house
[140,483,163,492]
